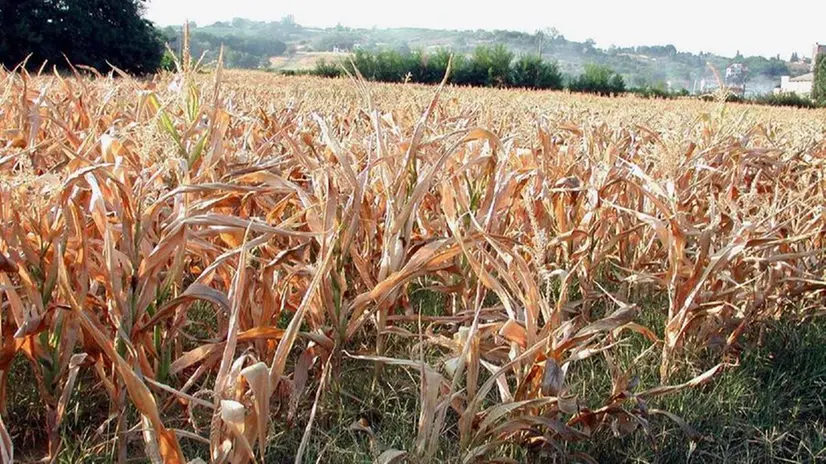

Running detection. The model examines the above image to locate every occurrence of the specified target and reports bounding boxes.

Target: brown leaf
[639,364,725,398]
[0,254,17,274]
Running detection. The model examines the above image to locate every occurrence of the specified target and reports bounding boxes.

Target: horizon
[145,0,825,60]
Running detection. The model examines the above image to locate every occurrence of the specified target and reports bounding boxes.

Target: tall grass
[0,53,825,463]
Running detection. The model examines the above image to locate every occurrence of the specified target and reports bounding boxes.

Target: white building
[776,43,823,96]
[778,73,814,96]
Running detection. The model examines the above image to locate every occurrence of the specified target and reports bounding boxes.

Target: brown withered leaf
[0,254,17,274]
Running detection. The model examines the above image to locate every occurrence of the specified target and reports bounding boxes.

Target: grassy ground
[574,317,826,463]
[6,311,825,463]
[268,52,349,71]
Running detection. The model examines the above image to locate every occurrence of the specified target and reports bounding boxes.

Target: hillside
[161,18,813,95]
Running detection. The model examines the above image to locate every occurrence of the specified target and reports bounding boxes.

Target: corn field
[1,61,825,463]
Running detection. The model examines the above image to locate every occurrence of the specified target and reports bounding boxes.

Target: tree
[510,55,563,90]
[0,0,164,74]
[535,30,544,57]
[231,17,250,28]
[426,49,454,83]
[467,44,513,87]
[545,27,561,41]
[568,64,626,95]
[609,73,626,93]
[812,54,826,105]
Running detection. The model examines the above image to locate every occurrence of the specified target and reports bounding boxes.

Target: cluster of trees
[161,27,287,69]
[732,54,789,78]
[568,64,626,95]
[308,47,826,108]
[313,31,360,52]
[0,0,163,74]
[199,20,799,94]
[752,92,819,109]
[313,46,627,93]
[311,46,641,96]
[203,16,303,41]
[1,6,303,74]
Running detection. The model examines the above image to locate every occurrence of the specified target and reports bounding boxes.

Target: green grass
[574,317,826,463]
[6,306,825,463]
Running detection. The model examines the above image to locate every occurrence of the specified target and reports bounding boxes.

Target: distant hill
[160,18,813,95]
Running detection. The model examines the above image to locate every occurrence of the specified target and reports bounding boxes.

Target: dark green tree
[510,55,563,90]
[423,49,453,84]
[812,54,826,105]
[568,64,626,95]
[467,45,513,87]
[609,73,626,93]
[0,0,164,74]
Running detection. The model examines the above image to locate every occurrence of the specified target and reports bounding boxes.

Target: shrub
[752,93,818,109]
[568,64,626,95]
[314,59,342,78]
[629,86,690,99]
[159,50,177,72]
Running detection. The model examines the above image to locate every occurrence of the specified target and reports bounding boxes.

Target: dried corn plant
[0,58,825,464]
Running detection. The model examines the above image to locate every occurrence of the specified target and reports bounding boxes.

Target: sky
[144,0,825,59]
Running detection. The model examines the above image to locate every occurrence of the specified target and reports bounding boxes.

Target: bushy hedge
[510,55,565,90]
[698,92,821,109]
[313,59,342,79]
[628,86,690,99]
[303,47,823,109]
[752,93,818,109]
[568,64,626,95]
[313,46,564,90]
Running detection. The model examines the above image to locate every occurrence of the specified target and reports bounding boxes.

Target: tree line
[160,26,288,70]
[312,45,634,96]
[2,4,825,109]
[305,46,826,107]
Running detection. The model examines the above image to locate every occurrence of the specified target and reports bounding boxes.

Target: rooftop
[790,73,814,82]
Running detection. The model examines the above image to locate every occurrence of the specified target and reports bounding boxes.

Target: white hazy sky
[145,0,824,58]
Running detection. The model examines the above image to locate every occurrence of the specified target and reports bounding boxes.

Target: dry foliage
[1,60,825,463]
